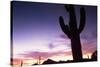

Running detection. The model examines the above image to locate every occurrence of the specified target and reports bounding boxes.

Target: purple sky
[12,1,97,60]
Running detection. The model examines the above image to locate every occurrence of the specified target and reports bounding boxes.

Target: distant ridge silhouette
[91,50,97,61]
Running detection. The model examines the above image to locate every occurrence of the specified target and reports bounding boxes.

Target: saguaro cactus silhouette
[59,5,86,61]
[38,56,41,64]
[20,60,23,67]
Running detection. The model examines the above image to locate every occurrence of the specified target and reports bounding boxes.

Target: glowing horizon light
[12,51,94,66]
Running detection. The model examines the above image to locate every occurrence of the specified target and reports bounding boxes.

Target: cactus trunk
[71,34,83,61]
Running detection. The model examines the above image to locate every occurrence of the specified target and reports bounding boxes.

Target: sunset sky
[12,1,97,65]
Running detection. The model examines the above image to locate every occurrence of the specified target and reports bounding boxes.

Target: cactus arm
[78,7,86,34]
[59,16,71,38]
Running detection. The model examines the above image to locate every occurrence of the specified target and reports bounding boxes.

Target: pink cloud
[81,39,97,54]
[19,51,72,60]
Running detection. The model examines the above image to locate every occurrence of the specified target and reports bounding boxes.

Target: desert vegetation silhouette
[59,5,86,61]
